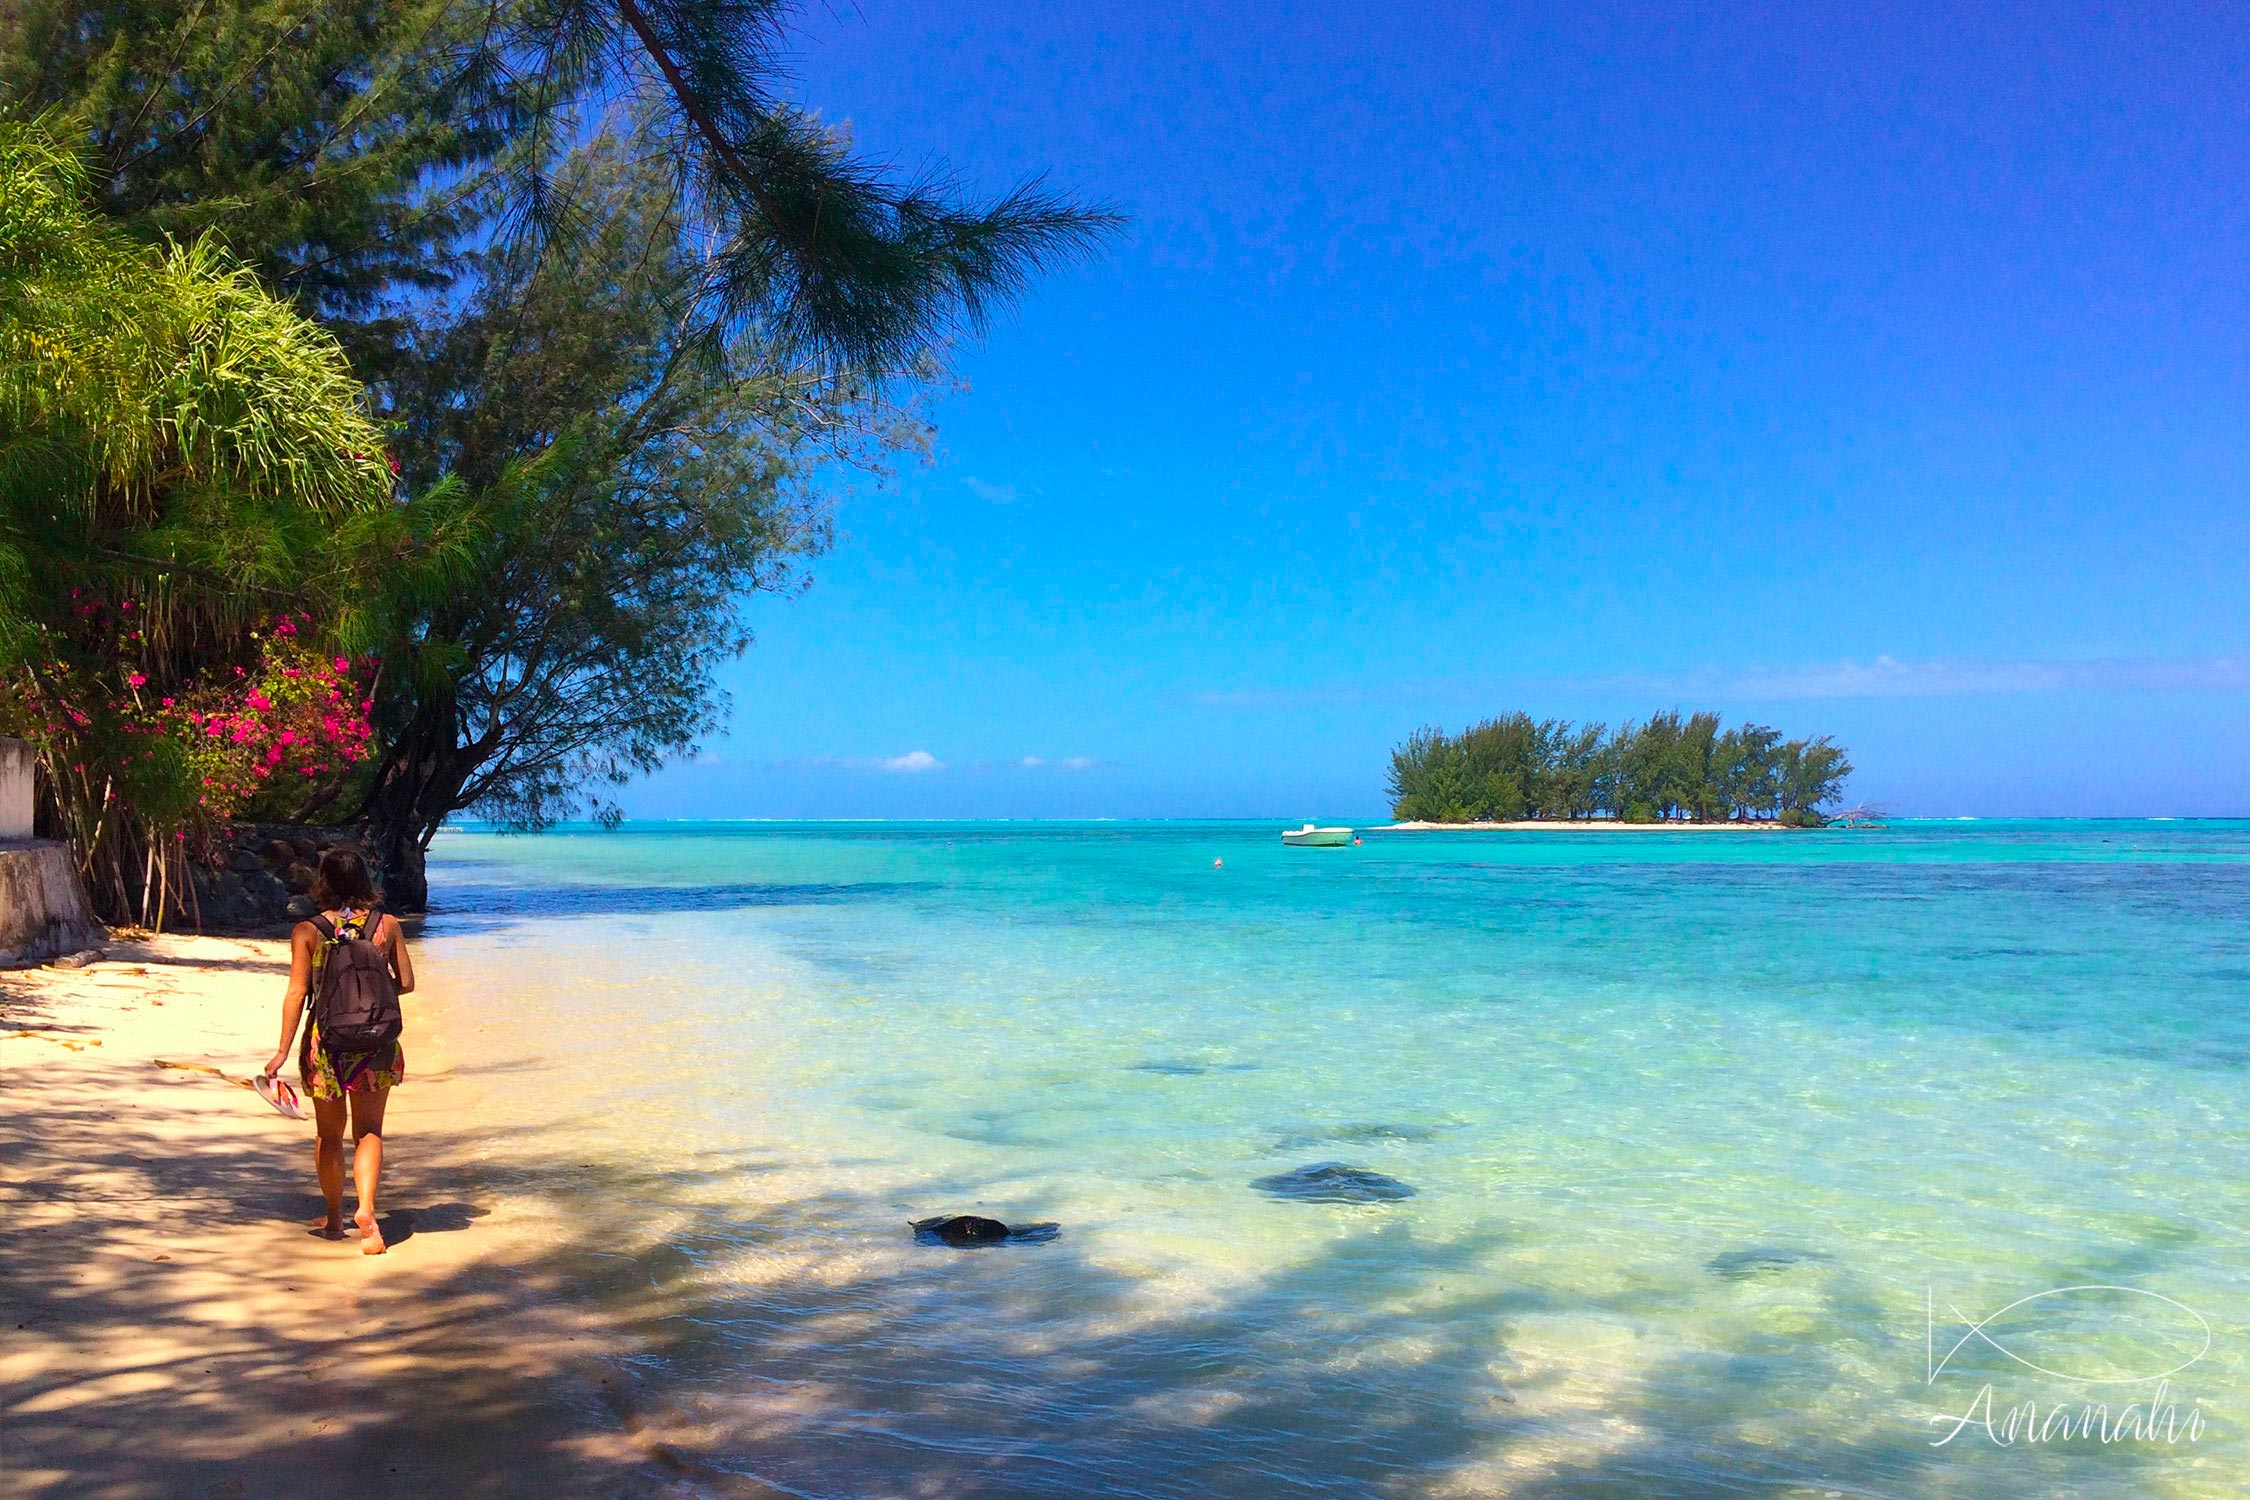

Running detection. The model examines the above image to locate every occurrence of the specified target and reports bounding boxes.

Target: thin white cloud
[1017,754,1097,771]
[962,476,1019,505]
[880,750,943,773]
[1711,656,2250,700]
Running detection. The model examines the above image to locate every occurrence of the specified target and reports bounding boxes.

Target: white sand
[0,935,705,1498]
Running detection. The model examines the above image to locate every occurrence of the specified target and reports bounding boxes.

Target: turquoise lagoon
[418,820,2248,1497]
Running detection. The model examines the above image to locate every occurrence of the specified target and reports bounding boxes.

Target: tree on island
[2,0,1117,915]
[1387,713,1852,826]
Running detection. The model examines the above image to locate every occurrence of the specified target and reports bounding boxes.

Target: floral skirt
[299,1020,405,1100]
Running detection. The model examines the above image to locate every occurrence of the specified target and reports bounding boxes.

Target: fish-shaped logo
[1928,1285,2211,1386]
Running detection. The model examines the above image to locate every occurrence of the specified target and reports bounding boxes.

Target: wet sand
[0,935,712,1499]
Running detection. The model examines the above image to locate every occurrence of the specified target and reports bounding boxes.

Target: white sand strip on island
[1384,820,1792,831]
[0,935,694,1498]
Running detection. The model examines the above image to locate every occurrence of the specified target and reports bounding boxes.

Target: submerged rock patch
[1250,1162,1417,1204]
[1704,1246,1830,1280]
[1129,1059,1261,1077]
[1270,1121,1438,1151]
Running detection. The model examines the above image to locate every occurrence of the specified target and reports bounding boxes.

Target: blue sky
[625,1,2250,820]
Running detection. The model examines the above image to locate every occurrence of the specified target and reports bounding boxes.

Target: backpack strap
[306,914,340,1028]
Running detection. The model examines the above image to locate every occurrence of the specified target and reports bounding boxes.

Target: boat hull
[1281,828,1353,847]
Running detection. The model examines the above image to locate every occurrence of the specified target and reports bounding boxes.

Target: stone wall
[190,824,374,933]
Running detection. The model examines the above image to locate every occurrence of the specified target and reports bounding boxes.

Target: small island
[1387,711,1851,827]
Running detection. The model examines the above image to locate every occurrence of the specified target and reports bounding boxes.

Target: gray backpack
[311,908,402,1054]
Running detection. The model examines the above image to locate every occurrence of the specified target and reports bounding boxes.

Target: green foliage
[6,0,1117,910]
[500,0,1121,369]
[1,0,513,376]
[1388,712,1853,824]
[0,124,393,637]
[355,128,927,902]
[2,0,1118,377]
[0,123,461,920]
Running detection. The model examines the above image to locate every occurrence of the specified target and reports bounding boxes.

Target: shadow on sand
[0,1007,2194,1498]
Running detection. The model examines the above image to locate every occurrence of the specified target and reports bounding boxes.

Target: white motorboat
[1281,823,1354,847]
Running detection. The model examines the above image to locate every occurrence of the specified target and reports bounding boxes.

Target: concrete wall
[0,843,103,964]
[0,738,31,840]
[0,738,104,963]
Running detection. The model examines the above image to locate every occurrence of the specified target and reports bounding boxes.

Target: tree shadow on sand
[1,1078,2199,1500]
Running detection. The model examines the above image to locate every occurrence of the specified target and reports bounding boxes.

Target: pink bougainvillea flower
[127,672,147,688]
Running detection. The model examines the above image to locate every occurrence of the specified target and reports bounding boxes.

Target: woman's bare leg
[311,1097,347,1238]
[349,1086,390,1254]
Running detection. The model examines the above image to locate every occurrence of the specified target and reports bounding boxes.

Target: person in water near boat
[260,846,415,1254]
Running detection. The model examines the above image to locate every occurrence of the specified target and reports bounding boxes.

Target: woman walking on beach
[261,847,414,1254]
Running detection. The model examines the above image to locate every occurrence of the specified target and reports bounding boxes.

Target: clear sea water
[416,820,2249,1498]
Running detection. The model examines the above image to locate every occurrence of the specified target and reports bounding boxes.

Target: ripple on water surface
[419,821,2250,1498]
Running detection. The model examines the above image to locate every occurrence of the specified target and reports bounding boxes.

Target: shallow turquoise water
[420,820,2248,1498]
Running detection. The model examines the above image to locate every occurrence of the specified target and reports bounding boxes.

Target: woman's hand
[262,1048,290,1080]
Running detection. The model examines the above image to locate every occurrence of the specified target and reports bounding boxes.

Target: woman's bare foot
[310,1212,346,1240]
[355,1207,386,1255]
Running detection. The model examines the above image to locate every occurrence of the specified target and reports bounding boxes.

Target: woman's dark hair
[310,846,380,910]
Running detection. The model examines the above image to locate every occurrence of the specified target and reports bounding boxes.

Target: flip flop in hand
[254,1071,308,1121]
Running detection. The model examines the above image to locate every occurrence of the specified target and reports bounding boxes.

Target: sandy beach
[0,935,710,1499]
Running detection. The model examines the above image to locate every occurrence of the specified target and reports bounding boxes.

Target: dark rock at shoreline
[911,1215,1061,1248]
[1251,1162,1417,1204]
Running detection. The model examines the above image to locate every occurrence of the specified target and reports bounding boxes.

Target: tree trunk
[356,690,471,915]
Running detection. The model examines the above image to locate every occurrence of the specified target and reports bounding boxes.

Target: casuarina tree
[4,0,1117,909]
